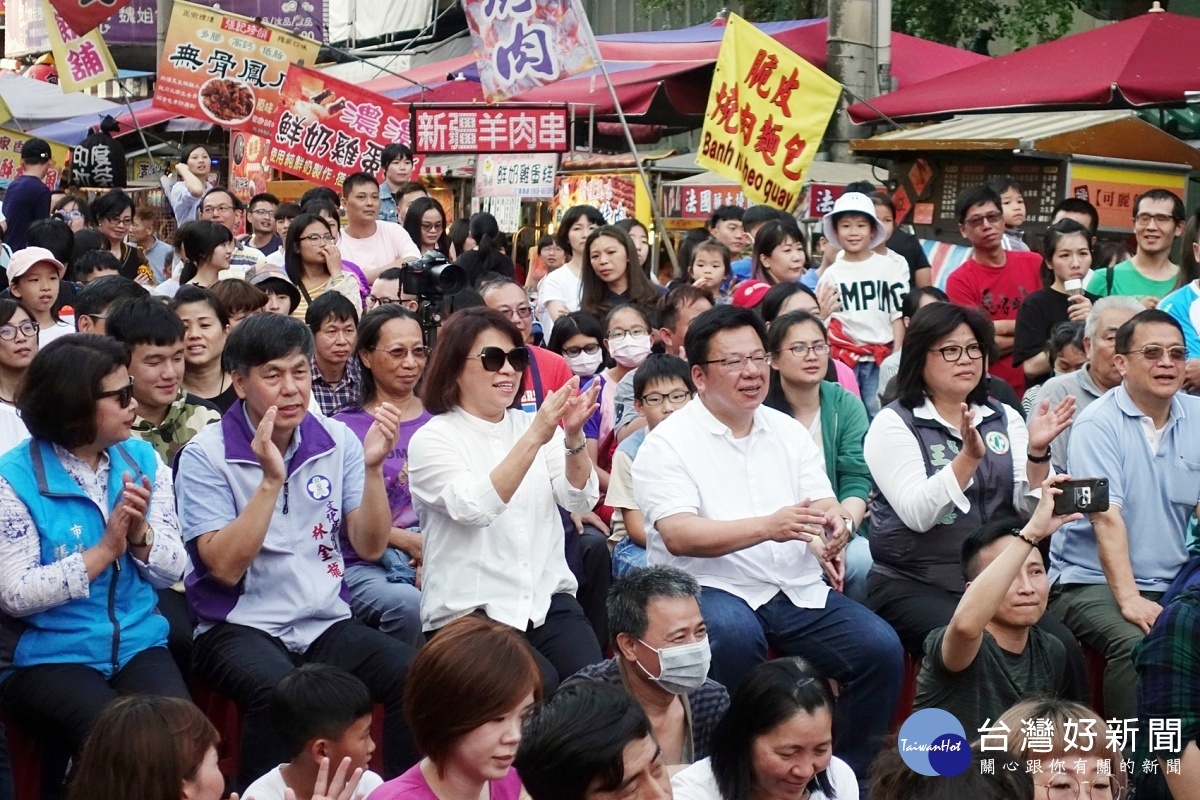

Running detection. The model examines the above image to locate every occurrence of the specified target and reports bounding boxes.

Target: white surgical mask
[609,334,652,369]
[565,349,604,377]
[636,637,711,695]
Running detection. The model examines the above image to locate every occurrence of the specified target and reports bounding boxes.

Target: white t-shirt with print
[243,764,384,800]
[818,251,910,347]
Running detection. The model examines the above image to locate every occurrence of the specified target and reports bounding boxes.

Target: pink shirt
[367,764,523,800]
[337,221,420,273]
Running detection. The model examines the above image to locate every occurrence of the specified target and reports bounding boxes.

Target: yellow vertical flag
[0,95,15,129]
[42,0,118,94]
[696,13,843,209]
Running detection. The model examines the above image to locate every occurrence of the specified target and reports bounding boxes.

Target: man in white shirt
[633,304,903,782]
[337,172,420,283]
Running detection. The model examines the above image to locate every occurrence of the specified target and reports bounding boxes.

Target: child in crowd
[605,353,695,577]
[687,238,732,303]
[817,192,909,417]
[987,177,1030,252]
[211,278,267,327]
[242,664,384,800]
[7,247,74,347]
[73,250,123,285]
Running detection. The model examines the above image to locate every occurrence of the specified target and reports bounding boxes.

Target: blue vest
[869,399,1019,593]
[0,438,167,677]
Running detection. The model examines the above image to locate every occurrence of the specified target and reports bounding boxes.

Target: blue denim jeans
[841,534,874,605]
[854,360,881,419]
[698,587,903,780]
[344,552,423,649]
[612,537,647,578]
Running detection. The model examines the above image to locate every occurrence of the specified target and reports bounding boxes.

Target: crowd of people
[0,133,1195,800]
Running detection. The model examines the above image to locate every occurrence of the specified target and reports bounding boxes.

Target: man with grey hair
[565,566,729,766]
[1037,295,1143,470]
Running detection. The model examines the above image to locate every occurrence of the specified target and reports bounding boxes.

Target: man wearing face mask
[481,277,574,414]
[565,566,729,766]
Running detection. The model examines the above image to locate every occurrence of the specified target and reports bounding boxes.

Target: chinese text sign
[42,0,118,93]
[411,106,569,154]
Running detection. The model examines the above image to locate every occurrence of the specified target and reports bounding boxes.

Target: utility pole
[825,0,884,162]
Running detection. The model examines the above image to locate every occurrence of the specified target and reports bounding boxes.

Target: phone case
[1053,479,1110,515]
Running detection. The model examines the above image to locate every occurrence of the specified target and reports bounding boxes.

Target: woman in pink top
[368,615,542,800]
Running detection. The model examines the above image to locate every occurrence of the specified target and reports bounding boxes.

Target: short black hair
[299,186,340,209]
[607,565,700,641]
[88,189,136,226]
[248,192,279,210]
[962,518,1025,582]
[305,291,359,333]
[223,311,314,375]
[760,282,818,325]
[707,205,744,228]
[654,284,712,332]
[26,217,73,265]
[1053,198,1099,235]
[381,143,414,169]
[377,267,404,283]
[18,334,130,448]
[1047,321,1085,366]
[1133,188,1185,222]
[742,204,782,233]
[200,187,243,213]
[516,682,656,800]
[74,249,122,280]
[171,284,230,328]
[269,665,373,758]
[955,185,1003,225]
[1115,308,1184,354]
[274,201,301,221]
[984,176,1023,197]
[74,276,145,323]
[900,285,949,319]
[537,234,558,252]
[894,302,996,409]
[106,297,186,348]
[684,304,768,368]
[633,353,694,398]
[71,228,108,269]
[341,171,378,198]
[843,180,879,195]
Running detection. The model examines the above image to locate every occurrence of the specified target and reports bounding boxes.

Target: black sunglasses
[470,346,529,373]
[98,376,135,409]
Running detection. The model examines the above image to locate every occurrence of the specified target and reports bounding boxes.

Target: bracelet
[1014,530,1040,547]
[565,440,587,456]
[1027,447,1052,464]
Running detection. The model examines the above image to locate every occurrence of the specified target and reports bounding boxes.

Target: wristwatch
[1027,446,1052,464]
[840,516,855,537]
[130,525,155,548]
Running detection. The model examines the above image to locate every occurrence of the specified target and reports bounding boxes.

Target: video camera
[400,251,466,299]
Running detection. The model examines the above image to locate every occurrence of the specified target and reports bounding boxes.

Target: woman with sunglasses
[285,212,364,320]
[402,196,450,257]
[409,307,604,690]
[0,334,188,778]
[333,305,432,647]
[89,189,152,284]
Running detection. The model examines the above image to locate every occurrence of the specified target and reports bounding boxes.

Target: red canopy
[848,9,1200,123]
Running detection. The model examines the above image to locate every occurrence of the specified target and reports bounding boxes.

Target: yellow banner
[696,13,842,209]
[0,130,69,188]
[42,0,118,93]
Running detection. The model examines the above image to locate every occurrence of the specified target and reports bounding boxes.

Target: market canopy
[848,8,1200,123]
[0,73,122,129]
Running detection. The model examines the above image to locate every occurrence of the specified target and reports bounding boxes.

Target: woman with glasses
[402,197,449,257]
[581,225,662,321]
[862,302,1080,663]
[285,212,363,320]
[88,189,151,284]
[0,335,188,775]
[52,193,88,233]
[764,310,870,598]
[995,698,1123,800]
[332,305,431,647]
[0,299,37,453]
[409,307,604,690]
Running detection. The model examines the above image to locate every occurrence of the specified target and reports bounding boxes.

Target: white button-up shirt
[409,407,599,632]
[633,400,835,610]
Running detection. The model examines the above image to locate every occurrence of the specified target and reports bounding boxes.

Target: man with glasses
[199,188,264,275]
[947,184,1045,397]
[632,304,903,784]
[480,277,573,414]
[1088,189,1184,306]
[366,267,418,314]
[1049,309,1200,722]
[240,192,282,257]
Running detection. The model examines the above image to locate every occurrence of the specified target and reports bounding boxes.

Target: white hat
[7,246,66,283]
[822,192,887,251]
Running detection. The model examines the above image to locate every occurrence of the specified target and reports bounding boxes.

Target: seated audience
[517,682,673,800]
[760,282,858,397]
[995,698,1123,800]
[1049,309,1200,720]
[567,566,729,765]
[671,658,858,799]
[409,308,603,689]
[371,615,541,799]
[211,278,267,326]
[307,292,361,416]
[171,285,236,413]
[365,267,417,313]
[869,744,1032,800]
[177,312,417,787]
[1020,321,1084,416]
[537,205,605,334]
[915,476,1081,732]
[481,276,574,414]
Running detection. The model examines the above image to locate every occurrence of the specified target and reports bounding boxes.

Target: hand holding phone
[1052,478,1110,515]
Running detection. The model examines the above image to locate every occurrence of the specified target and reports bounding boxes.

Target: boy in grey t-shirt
[914,475,1080,734]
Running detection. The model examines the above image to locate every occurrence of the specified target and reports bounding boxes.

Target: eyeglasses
[203,205,235,215]
[1042,772,1121,800]
[639,390,692,406]
[250,208,274,216]
[470,346,529,372]
[1120,344,1187,362]
[607,326,649,341]
[0,320,38,340]
[366,296,399,308]
[964,211,1004,228]
[299,234,337,244]
[421,221,444,232]
[98,376,135,408]
[497,305,533,320]
[106,216,133,227]
[56,210,82,220]
[1134,213,1179,227]
[372,345,430,361]
[700,352,772,373]
[929,343,985,362]
[782,342,830,358]
[563,343,601,358]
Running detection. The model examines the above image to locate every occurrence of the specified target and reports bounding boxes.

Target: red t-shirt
[945,250,1043,396]
[520,344,573,412]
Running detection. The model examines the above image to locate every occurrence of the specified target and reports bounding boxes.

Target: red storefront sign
[410,105,569,154]
[663,183,752,220]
